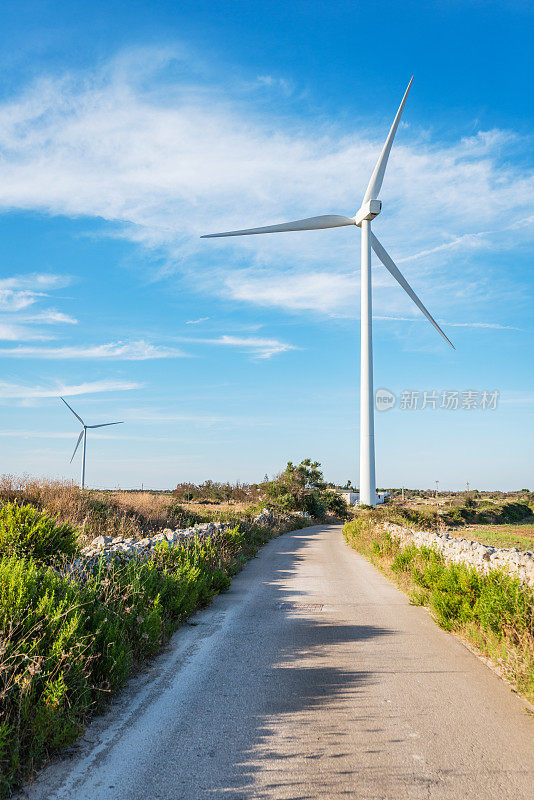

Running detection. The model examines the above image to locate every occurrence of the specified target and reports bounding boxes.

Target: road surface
[24,524,534,800]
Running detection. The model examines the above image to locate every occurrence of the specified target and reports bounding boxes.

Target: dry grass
[0,475,88,523]
[0,477,261,545]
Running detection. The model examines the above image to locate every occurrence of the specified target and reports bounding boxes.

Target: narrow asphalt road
[25,524,534,800]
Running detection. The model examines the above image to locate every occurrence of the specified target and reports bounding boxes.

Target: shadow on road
[167,526,397,800]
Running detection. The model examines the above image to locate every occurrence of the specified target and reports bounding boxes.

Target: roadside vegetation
[343,513,534,704]
[0,460,346,797]
[0,462,348,549]
[377,494,534,550]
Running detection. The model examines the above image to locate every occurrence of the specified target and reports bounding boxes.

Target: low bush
[343,518,534,703]
[0,514,305,798]
[0,502,77,563]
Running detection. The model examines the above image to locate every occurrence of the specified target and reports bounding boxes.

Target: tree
[262,459,348,518]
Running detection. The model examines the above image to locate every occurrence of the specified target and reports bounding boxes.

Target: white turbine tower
[60,397,124,489]
[202,78,454,507]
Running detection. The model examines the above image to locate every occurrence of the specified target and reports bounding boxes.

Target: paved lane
[25,524,534,800]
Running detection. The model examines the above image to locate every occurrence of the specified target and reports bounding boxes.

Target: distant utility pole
[402,486,405,502]
[466,480,469,495]
[435,480,439,532]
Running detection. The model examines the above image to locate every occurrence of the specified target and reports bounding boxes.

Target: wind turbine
[60,397,124,489]
[202,77,454,507]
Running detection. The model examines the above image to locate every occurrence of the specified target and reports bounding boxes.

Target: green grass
[456,524,534,551]
[0,508,306,798]
[344,516,534,704]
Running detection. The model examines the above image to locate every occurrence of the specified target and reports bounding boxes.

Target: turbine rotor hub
[353,199,382,227]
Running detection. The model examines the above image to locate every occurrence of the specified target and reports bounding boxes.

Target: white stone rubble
[383,522,534,588]
[75,508,302,563]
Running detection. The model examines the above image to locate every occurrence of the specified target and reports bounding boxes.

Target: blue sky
[0,0,532,490]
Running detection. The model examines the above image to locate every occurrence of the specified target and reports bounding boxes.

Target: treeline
[173,460,350,518]
[173,480,262,504]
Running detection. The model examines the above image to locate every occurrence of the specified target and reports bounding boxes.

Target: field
[379,492,534,550]
[453,523,534,551]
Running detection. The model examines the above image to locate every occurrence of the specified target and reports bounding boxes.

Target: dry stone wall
[383,522,534,588]
[69,508,312,572]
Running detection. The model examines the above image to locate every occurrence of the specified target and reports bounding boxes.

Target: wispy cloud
[0,323,52,342]
[224,271,359,315]
[0,274,72,311]
[0,340,187,360]
[0,51,531,319]
[0,274,76,342]
[446,321,520,330]
[0,379,141,399]
[375,315,520,331]
[0,290,40,312]
[181,334,298,359]
[128,410,273,428]
[20,310,77,325]
[186,316,210,325]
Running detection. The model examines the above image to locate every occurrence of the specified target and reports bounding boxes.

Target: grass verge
[0,510,306,798]
[455,524,534,551]
[343,516,534,704]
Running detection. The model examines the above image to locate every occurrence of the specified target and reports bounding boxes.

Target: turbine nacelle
[353,199,382,227]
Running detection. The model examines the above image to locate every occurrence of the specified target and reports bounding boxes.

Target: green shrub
[0,502,77,563]
[262,459,349,519]
[343,519,534,700]
[0,513,306,797]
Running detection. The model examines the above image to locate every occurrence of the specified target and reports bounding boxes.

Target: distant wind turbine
[202,77,454,507]
[60,397,124,489]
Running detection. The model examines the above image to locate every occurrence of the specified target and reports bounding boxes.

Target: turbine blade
[362,76,413,204]
[201,214,355,238]
[371,233,455,349]
[87,421,124,428]
[70,430,84,463]
[60,396,85,426]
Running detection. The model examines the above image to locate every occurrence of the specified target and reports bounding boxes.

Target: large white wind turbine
[202,78,454,507]
[60,397,124,489]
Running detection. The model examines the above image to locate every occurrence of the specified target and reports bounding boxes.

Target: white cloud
[214,335,297,359]
[375,315,520,331]
[224,271,358,314]
[21,310,77,324]
[446,321,520,330]
[0,274,75,341]
[0,379,141,399]
[127,410,273,428]
[0,322,52,341]
[0,290,39,311]
[182,334,297,359]
[186,316,210,325]
[0,274,72,312]
[0,340,186,360]
[0,52,532,319]
[0,274,71,291]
